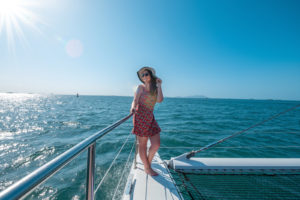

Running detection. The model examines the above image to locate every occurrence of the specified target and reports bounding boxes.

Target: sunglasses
[142,73,149,77]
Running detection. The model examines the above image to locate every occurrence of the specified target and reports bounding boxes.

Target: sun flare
[0,0,43,51]
[0,0,19,15]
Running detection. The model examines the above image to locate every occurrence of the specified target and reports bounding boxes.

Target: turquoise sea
[0,93,300,199]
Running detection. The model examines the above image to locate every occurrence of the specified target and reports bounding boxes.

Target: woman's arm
[130,85,143,113]
[156,78,164,103]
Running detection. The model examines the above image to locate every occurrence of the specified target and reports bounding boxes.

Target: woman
[130,66,163,176]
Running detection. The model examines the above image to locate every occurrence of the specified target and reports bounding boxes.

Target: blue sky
[0,0,299,100]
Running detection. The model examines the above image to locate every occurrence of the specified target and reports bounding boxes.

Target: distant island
[174,95,209,99]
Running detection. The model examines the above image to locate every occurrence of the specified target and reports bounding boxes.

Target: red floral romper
[132,88,161,137]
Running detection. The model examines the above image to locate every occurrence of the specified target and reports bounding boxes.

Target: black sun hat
[137,66,157,83]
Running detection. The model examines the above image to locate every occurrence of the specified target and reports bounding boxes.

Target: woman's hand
[156,78,164,103]
[156,78,162,87]
[130,107,135,114]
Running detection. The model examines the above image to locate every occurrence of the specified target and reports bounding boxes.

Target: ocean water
[0,93,300,199]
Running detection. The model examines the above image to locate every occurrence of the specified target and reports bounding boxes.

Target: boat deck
[122,151,182,200]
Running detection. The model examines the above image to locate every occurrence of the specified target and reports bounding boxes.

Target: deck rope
[161,160,185,200]
[177,171,196,200]
[182,173,205,199]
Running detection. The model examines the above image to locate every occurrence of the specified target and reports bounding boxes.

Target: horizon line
[0,92,299,102]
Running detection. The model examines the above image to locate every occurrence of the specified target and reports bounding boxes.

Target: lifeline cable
[112,140,135,200]
[94,133,131,194]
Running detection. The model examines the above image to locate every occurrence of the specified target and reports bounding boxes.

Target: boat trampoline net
[170,169,300,200]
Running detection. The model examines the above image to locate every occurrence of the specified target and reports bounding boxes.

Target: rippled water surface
[0,93,299,199]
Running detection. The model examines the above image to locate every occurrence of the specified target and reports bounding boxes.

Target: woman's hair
[145,69,157,96]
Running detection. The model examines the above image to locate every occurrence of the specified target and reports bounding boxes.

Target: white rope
[160,145,300,149]
[112,141,135,200]
[183,103,300,159]
[165,130,300,134]
[94,133,131,194]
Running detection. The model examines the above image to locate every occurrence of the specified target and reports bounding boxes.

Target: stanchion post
[86,143,96,200]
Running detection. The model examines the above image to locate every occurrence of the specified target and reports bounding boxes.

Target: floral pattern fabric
[132,89,161,137]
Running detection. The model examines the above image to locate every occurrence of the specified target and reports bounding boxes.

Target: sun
[0,0,21,14]
[0,0,43,52]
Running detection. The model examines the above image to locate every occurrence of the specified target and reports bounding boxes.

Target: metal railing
[0,113,133,200]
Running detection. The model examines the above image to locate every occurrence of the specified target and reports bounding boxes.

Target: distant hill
[186,95,208,99]
[174,95,209,99]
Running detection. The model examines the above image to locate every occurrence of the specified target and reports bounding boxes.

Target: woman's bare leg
[137,135,158,176]
[148,133,160,165]
[137,136,150,169]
